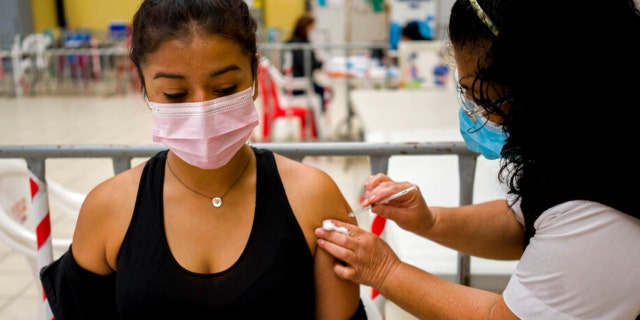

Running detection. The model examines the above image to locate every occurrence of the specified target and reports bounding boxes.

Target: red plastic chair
[257,60,317,142]
[115,35,141,93]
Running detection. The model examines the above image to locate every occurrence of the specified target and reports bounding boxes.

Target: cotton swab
[322,220,349,235]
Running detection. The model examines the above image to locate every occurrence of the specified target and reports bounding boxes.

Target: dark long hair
[130,0,258,94]
[448,0,640,246]
[290,14,315,42]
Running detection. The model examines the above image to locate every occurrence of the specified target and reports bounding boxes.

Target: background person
[315,0,640,319]
[40,1,366,319]
[284,13,330,114]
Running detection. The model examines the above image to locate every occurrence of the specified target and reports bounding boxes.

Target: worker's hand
[360,173,434,235]
[315,220,401,290]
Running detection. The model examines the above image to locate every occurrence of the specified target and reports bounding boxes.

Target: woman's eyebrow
[152,65,241,80]
[153,72,184,80]
[209,64,241,77]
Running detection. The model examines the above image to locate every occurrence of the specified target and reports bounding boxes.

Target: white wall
[313,4,387,45]
[312,0,455,51]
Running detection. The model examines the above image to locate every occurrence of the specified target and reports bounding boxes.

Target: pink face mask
[148,86,259,170]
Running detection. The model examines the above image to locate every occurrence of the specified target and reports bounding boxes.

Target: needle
[348,185,417,218]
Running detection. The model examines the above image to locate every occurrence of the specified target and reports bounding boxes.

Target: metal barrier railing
[0,141,478,286]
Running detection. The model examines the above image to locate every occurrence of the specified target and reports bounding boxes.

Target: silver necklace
[166,154,252,208]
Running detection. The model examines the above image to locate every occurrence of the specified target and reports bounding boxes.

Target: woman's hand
[315,220,401,290]
[361,174,434,236]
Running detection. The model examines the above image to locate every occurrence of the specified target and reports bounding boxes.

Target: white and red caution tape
[29,173,55,320]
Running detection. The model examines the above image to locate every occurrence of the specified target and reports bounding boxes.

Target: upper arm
[71,167,140,275]
[312,172,360,319]
[308,171,361,319]
[275,155,362,319]
[491,295,520,320]
[314,244,362,319]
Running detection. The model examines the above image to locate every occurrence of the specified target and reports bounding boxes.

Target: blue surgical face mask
[458,108,506,160]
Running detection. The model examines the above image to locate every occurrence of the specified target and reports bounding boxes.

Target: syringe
[348,185,417,218]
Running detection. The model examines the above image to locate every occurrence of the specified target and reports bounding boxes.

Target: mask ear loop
[250,79,258,101]
[143,92,152,110]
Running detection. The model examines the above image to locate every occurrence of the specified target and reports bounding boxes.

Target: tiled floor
[0,81,515,319]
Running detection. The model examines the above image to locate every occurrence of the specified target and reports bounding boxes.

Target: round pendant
[212,197,222,208]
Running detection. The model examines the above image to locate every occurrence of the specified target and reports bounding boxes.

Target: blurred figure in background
[284,14,330,113]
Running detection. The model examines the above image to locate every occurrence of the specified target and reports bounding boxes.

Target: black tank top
[115,148,315,319]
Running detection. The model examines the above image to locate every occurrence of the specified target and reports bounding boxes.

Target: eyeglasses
[455,68,485,123]
[455,68,511,124]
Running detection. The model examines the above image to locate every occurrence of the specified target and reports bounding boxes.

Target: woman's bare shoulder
[273,154,337,195]
[71,161,146,273]
[273,153,354,224]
